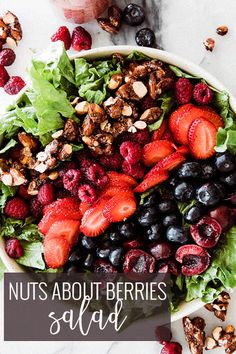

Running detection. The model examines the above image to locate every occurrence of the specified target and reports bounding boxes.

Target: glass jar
[52,0,111,23]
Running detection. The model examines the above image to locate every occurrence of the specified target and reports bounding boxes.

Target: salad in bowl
[0,43,235,317]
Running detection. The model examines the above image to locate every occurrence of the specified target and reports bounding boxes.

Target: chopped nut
[104,97,124,119]
[88,103,106,123]
[128,126,137,133]
[6,36,17,47]
[63,119,80,142]
[148,72,158,99]
[140,107,163,124]
[46,157,57,169]
[45,140,60,155]
[216,25,228,36]
[70,97,80,106]
[52,130,63,139]
[75,101,89,115]
[0,27,7,41]
[122,103,132,117]
[132,81,148,99]
[36,151,48,162]
[58,144,72,160]
[132,65,148,79]
[82,133,113,155]
[103,97,118,107]
[100,120,109,131]
[204,38,215,51]
[212,326,223,341]
[18,132,37,150]
[205,291,230,321]
[81,116,98,136]
[3,11,16,24]
[34,162,47,173]
[133,120,147,130]
[205,337,217,350]
[97,18,119,34]
[48,171,59,180]
[10,27,22,41]
[112,53,125,65]
[9,168,27,186]
[108,74,123,90]
[183,316,206,354]
[1,173,13,186]
[226,326,235,334]
[108,5,122,29]
[27,181,39,196]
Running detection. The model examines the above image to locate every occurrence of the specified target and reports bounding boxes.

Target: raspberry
[0,64,9,87]
[58,161,78,177]
[4,76,26,95]
[63,169,81,195]
[86,163,109,188]
[120,141,142,165]
[0,48,16,66]
[71,26,92,51]
[78,184,97,204]
[122,160,145,179]
[99,152,123,171]
[141,95,156,110]
[56,189,71,199]
[175,78,193,105]
[193,82,213,105]
[4,197,29,219]
[160,342,182,354]
[5,239,23,259]
[30,198,43,219]
[18,185,32,200]
[131,128,150,145]
[51,26,71,50]
[37,183,55,206]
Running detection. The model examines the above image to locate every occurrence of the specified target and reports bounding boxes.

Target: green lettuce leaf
[0,183,17,211]
[16,241,45,270]
[0,257,6,280]
[125,51,151,61]
[169,65,199,79]
[74,57,121,104]
[148,92,176,131]
[0,139,17,154]
[0,217,43,242]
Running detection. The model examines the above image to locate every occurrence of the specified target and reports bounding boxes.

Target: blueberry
[83,253,94,268]
[68,249,83,264]
[166,226,189,244]
[196,183,222,207]
[215,152,235,173]
[146,224,162,242]
[157,200,177,214]
[135,28,156,47]
[184,204,204,224]
[118,221,136,239]
[109,231,122,244]
[81,236,95,250]
[174,182,195,202]
[96,243,111,259]
[109,247,124,267]
[220,172,236,188]
[163,214,181,227]
[177,162,202,179]
[143,193,159,208]
[138,207,158,227]
[123,4,145,26]
[201,164,217,180]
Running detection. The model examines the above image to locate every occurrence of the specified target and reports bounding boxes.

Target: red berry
[175,244,210,276]
[4,197,29,219]
[63,169,81,195]
[123,249,156,273]
[190,216,222,248]
[45,219,80,247]
[5,239,23,259]
[0,48,16,66]
[120,141,142,165]
[18,185,32,200]
[99,152,123,171]
[134,169,169,193]
[30,198,43,219]
[4,76,26,95]
[71,26,92,51]
[107,171,137,189]
[51,26,71,50]
[161,342,182,354]
[78,184,97,204]
[37,183,55,206]
[58,161,78,177]
[175,78,193,105]
[131,128,151,145]
[142,140,175,167]
[86,163,109,188]
[44,236,70,269]
[0,64,9,87]
[103,193,136,222]
[122,160,145,180]
[141,95,156,110]
[193,82,213,105]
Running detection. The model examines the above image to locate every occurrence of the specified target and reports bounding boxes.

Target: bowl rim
[1,44,235,322]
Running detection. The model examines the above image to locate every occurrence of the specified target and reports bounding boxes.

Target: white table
[0,0,236,353]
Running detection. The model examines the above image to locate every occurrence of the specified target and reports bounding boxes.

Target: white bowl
[1,45,235,322]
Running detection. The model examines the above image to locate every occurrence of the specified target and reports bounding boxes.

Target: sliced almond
[133,120,147,130]
[103,97,118,107]
[212,326,223,341]
[0,27,7,41]
[75,101,89,115]
[1,173,13,186]
[36,151,48,162]
[205,337,217,350]
[108,74,123,90]
[10,168,27,186]
[6,36,17,47]
[132,81,148,98]
[3,11,16,24]
[52,130,63,139]
[122,104,132,116]
[34,162,48,173]
[128,125,137,133]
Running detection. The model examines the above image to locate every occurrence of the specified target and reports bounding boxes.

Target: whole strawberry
[37,183,55,206]
[4,197,29,219]
[51,26,71,50]
[4,76,26,95]
[0,64,10,87]
[72,26,92,51]
[0,48,16,66]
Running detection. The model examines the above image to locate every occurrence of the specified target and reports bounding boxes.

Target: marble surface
[0,0,236,353]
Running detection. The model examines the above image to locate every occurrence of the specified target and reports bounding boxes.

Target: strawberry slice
[107,171,137,188]
[145,152,186,179]
[38,207,81,235]
[152,120,168,141]
[43,197,80,215]
[101,186,134,200]
[44,236,70,269]
[175,145,190,156]
[134,169,169,193]
[45,219,81,246]
[103,195,136,222]
[79,201,91,216]
[169,103,193,139]
[142,140,175,166]
[80,198,110,237]
[188,118,217,159]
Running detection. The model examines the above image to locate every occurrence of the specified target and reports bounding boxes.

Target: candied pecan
[108,5,122,29]
[206,325,236,353]
[45,140,60,155]
[205,291,230,321]
[58,144,72,160]
[97,18,119,34]
[75,101,89,115]
[63,119,80,142]
[183,316,206,354]
[148,72,158,99]
[117,81,147,101]
[140,107,162,123]
[88,103,107,123]
[18,132,38,150]
[81,116,98,136]
[82,133,114,155]
[132,64,148,79]
[149,72,174,99]
[101,117,134,137]
[19,147,36,168]
[104,97,124,119]
[112,53,125,65]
